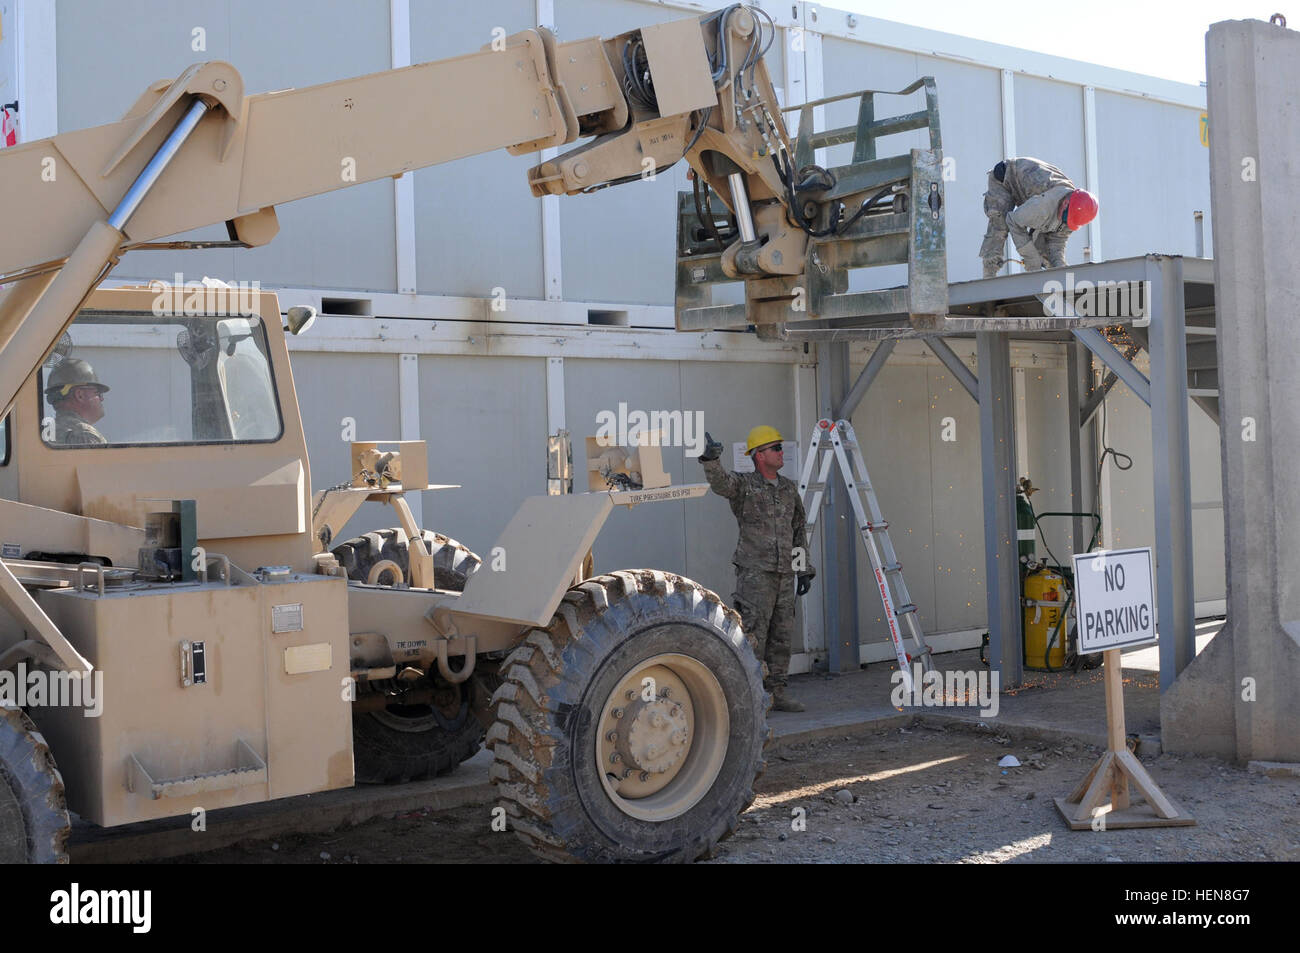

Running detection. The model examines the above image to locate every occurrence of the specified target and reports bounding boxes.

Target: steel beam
[834,339,895,420]
[924,337,978,402]
[1079,344,1142,427]
[1146,256,1196,689]
[978,332,1022,688]
[1072,327,1151,407]
[948,256,1151,307]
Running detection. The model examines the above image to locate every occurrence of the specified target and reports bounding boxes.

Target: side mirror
[284,306,317,336]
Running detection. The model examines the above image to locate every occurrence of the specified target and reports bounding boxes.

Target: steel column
[978,332,1022,687]
[1146,256,1196,689]
[1066,340,1099,554]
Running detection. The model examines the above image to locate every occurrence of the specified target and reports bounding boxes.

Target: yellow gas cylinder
[1023,568,1066,670]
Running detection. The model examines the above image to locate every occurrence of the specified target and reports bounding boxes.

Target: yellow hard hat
[745,425,783,455]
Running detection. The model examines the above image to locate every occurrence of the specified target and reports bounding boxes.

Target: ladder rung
[883,562,902,573]
[865,521,889,532]
[895,603,918,616]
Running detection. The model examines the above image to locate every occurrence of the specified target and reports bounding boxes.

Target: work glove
[699,431,723,463]
[797,573,815,597]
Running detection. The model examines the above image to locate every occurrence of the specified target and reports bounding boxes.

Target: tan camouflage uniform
[53,409,106,446]
[702,458,810,690]
[980,157,1076,275]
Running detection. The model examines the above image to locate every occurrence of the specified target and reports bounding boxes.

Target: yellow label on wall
[1199,112,1209,147]
[285,643,332,675]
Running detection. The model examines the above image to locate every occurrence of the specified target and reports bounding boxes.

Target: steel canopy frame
[827,254,1206,690]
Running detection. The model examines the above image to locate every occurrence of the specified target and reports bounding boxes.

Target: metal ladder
[798,418,934,690]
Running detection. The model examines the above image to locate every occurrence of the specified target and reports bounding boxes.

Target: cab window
[39,310,283,448]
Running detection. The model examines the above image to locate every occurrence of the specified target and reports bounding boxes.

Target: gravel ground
[170,721,1298,865]
[705,723,1298,863]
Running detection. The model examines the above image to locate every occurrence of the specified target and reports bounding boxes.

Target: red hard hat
[1066,189,1098,230]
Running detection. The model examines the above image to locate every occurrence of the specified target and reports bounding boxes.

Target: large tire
[332,528,481,591]
[488,570,768,863]
[351,685,484,784]
[334,528,485,782]
[0,707,70,864]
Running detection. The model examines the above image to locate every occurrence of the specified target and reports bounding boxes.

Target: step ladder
[798,418,934,691]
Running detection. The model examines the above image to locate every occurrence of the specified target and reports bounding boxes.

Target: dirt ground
[168,721,1299,864]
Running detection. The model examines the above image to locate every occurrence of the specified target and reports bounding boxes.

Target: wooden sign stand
[1054,648,1196,830]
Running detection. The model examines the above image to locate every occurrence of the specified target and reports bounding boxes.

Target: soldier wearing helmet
[699,425,814,712]
[45,358,109,446]
[979,157,1098,278]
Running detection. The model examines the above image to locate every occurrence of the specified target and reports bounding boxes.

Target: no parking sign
[1071,547,1157,654]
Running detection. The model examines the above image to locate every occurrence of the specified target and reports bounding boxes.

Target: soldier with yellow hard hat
[45,357,109,446]
[699,424,814,712]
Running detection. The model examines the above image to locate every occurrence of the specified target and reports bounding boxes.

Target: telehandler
[0,4,944,862]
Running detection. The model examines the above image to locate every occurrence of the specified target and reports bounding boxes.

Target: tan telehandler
[0,4,944,862]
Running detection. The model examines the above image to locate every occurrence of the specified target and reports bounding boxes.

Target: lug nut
[623,768,634,780]
[661,688,671,698]
[606,730,618,742]
[639,772,650,782]
[610,752,621,764]
[612,708,624,719]
[626,690,636,700]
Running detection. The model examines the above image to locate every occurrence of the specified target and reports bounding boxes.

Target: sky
[832,1,1277,85]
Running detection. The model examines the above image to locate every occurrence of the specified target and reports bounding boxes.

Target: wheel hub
[624,698,690,774]
[594,651,728,821]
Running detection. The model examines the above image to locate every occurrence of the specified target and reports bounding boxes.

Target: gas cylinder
[1023,567,1066,670]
